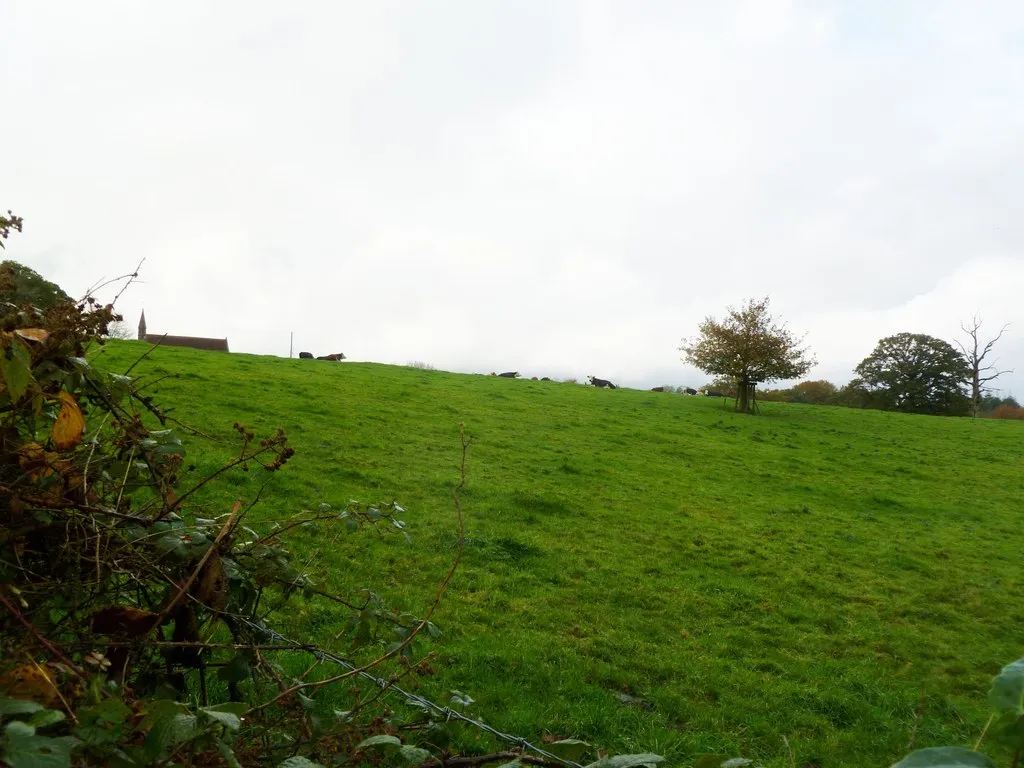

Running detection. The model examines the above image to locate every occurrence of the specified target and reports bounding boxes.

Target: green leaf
[399,745,432,766]
[217,739,243,768]
[27,709,65,729]
[889,748,997,768]
[277,758,327,768]
[200,704,244,731]
[0,697,44,717]
[0,341,33,401]
[693,760,752,768]
[584,754,665,768]
[357,734,402,751]
[990,658,1024,715]
[546,739,592,762]
[74,698,131,746]
[78,697,131,725]
[2,719,79,768]
[216,654,252,684]
[143,711,197,761]
[496,762,521,768]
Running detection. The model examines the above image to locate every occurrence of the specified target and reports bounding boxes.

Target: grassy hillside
[95,341,1024,767]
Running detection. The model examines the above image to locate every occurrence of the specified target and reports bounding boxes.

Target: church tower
[138,310,147,341]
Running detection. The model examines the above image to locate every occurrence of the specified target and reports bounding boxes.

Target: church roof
[143,333,230,352]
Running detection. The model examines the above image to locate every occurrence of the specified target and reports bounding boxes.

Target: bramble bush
[0,217,664,768]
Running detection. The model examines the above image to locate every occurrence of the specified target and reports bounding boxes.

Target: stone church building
[137,311,230,352]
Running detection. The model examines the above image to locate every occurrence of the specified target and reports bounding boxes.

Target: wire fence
[232,613,586,768]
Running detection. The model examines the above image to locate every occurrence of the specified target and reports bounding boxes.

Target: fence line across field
[233,614,586,768]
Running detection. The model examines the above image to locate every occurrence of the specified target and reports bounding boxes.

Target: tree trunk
[736,380,756,413]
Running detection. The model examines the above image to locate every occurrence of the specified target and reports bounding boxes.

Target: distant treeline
[691,378,1023,419]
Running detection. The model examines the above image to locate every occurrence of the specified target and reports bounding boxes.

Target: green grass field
[94,341,1024,767]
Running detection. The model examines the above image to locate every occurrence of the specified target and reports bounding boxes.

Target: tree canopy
[680,297,815,412]
[0,260,72,310]
[853,333,970,415]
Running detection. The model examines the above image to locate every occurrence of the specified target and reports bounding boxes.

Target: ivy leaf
[889,747,997,768]
[2,720,80,768]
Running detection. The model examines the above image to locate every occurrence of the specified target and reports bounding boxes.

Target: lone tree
[681,296,815,413]
[853,332,970,415]
[954,314,1013,418]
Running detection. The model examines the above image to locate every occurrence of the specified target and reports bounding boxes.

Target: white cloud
[2,0,1022,396]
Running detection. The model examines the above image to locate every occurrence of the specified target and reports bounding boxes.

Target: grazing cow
[531,376,539,380]
[498,371,520,378]
[540,377,551,381]
[684,387,698,396]
[705,390,724,397]
[298,352,314,359]
[651,386,665,392]
[588,375,616,389]
[316,352,346,361]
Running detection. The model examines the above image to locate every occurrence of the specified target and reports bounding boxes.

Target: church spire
[138,310,147,340]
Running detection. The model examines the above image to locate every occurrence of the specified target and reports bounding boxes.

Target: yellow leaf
[18,442,57,481]
[52,391,86,451]
[14,328,49,343]
[0,664,60,707]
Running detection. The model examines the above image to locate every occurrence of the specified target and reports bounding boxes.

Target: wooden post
[289,332,293,359]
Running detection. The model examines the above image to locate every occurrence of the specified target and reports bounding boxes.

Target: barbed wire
[233,613,586,768]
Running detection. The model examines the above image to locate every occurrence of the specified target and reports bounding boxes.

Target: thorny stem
[0,587,88,680]
[148,500,242,634]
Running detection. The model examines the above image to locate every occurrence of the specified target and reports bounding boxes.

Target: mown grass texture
[95,341,1024,767]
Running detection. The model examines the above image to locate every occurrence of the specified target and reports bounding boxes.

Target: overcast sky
[3,1,1022,394]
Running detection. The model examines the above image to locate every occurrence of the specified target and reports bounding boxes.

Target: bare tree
[954,314,1013,417]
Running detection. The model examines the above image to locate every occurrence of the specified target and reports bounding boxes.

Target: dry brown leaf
[90,605,160,637]
[52,391,86,451]
[14,328,49,343]
[18,441,57,481]
[0,664,60,707]
[192,549,228,612]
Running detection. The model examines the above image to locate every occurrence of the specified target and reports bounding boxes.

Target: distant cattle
[651,386,665,392]
[316,353,346,361]
[540,377,551,381]
[705,390,725,397]
[498,371,520,378]
[298,352,314,359]
[531,376,539,380]
[684,387,698,396]
[588,376,616,389]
